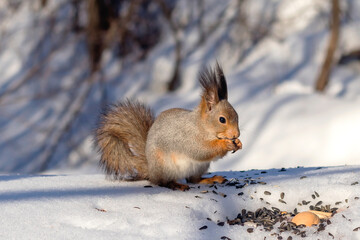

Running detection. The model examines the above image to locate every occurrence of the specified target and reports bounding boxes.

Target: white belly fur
[165,154,209,180]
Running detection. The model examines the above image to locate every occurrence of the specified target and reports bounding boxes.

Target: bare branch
[315,0,340,92]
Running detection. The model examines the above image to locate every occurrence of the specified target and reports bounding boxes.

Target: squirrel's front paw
[225,138,242,153]
[233,138,242,151]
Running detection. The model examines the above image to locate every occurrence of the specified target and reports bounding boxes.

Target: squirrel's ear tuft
[199,62,228,111]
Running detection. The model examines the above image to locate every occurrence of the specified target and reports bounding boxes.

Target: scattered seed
[200,190,208,194]
[95,207,107,212]
[287,237,292,240]
[300,176,307,179]
[355,197,359,200]
[238,192,244,196]
[133,207,140,209]
[199,225,207,230]
[219,192,227,198]
[212,190,218,195]
[144,185,153,188]
[258,181,267,185]
[210,198,218,202]
[345,199,348,203]
[280,192,285,199]
[264,191,271,195]
[315,201,323,207]
[261,171,267,174]
[195,195,202,199]
[247,228,254,233]
[351,181,359,185]
[328,232,334,239]
[335,201,342,205]
[206,217,212,221]
[220,236,232,240]
[314,191,320,197]
[278,199,287,204]
[217,222,225,226]
[311,194,316,199]
[279,168,286,172]
[353,227,360,231]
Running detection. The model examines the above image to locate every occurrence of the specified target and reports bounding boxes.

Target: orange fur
[198,175,226,184]
[170,153,177,164]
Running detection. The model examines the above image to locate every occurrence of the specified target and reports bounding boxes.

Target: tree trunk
[315,0,340,92]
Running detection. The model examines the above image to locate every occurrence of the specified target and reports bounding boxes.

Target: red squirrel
[96,63,242,190]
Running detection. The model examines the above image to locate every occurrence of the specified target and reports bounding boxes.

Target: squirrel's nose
[233,130,240,139]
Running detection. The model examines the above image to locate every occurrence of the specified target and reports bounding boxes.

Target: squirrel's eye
[219,116,226,124]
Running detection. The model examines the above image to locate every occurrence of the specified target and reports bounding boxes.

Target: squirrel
[95,63,242,191]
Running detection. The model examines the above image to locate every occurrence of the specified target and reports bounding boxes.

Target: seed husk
[220,236,232,240]
[353,227,360,231]
[217,221,225,226]
[264,191,271,195]
[280,192,285,199]
[314,191,320,197]
[199,225,207,230]
[351,181,359,185]
[247,228,254,233]
[278,199,287,204]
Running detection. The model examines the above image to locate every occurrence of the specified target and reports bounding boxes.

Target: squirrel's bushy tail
[96,100,155,180]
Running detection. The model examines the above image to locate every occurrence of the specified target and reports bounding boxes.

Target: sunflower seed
[220,236,231,240]
[300,176,307,179]
[247,228,254,233]
[199,225,207,230]
[280,192,285,199]
[314,191,320,197]
[264,191,271,195]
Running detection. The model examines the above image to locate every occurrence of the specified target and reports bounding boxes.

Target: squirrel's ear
[199,62,228,111]
[215,62,228,101]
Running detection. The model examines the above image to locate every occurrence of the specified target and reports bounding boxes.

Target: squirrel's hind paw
[160,181,190,191]
[198,175,227,184]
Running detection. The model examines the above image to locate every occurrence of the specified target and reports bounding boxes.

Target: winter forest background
[1,0,360,174]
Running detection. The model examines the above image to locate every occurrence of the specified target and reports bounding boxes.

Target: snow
[1,0,360,239]
[1,166,360,239]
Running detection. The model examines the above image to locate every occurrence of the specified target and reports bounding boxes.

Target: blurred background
[0,0,359,174]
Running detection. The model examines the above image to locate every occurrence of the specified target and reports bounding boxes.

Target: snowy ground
[1,1,360,239]
[1,166,359,239]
